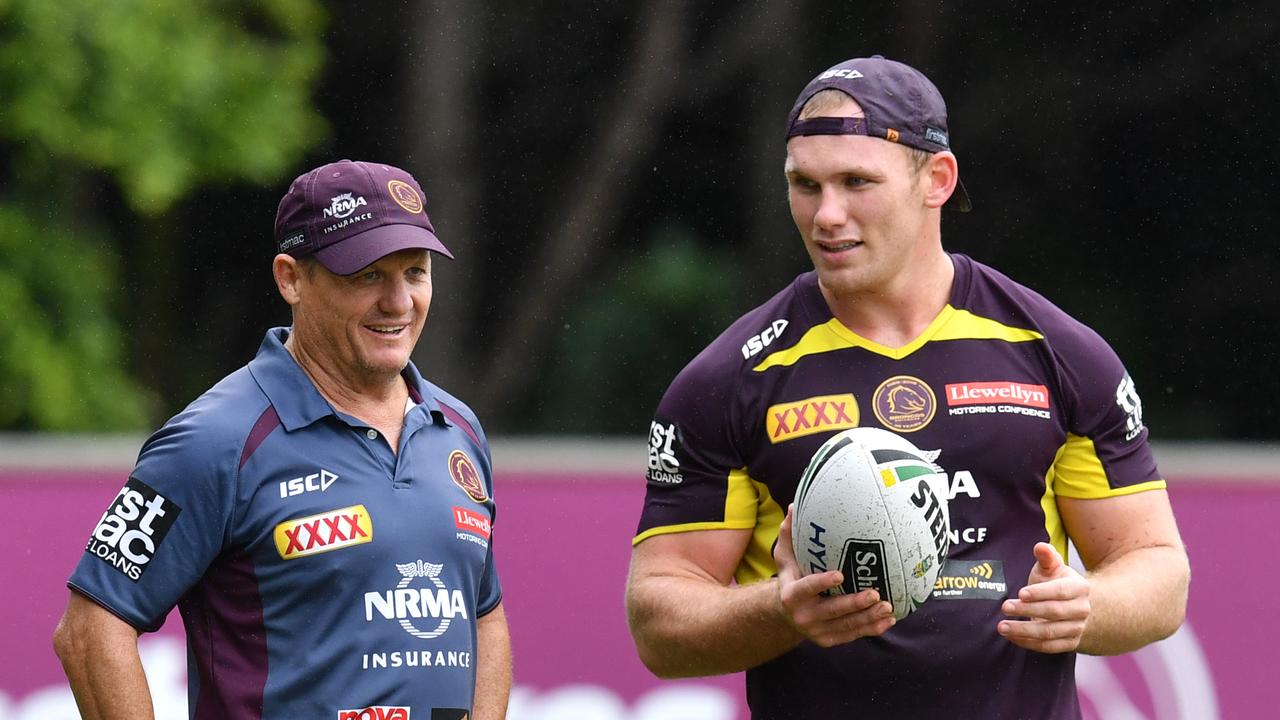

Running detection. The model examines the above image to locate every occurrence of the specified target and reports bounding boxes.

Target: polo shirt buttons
[366,429,378,440]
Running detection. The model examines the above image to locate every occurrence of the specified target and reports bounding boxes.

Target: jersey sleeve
[67,410,241,632]
[1047,320,1165,499]
[475,428,503,616]
[634,346,759,543]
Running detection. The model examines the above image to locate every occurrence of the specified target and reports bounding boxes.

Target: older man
[55,160,510,720]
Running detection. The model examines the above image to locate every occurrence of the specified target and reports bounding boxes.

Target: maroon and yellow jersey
[635,254,1164,719]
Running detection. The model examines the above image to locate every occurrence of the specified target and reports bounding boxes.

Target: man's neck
[822,251,955,349]
[284,334,410,427]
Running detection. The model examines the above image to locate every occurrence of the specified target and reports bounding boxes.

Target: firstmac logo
[273,505,373,560]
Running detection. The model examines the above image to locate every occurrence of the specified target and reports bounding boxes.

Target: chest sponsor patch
[945,380,1052,420]
[86,478,182,582]
[274,504,373,560]
[930,559,1008,600]
[339,707,410,720]
[453,507,491,548]
[765,394,859,443]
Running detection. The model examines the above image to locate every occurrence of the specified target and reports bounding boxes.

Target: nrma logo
[364,560,469,640]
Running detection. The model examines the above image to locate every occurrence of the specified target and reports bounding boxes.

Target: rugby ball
[792,427,950,621]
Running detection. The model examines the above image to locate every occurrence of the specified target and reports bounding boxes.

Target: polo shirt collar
[248,327,443,431]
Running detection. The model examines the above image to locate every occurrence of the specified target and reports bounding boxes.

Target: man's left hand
[997,542,1090,654]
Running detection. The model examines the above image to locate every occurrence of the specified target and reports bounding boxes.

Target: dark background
[24,1,1280,438]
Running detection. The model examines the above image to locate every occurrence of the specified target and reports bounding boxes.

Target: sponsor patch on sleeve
[646,418,685,485]
[86,478,182,582]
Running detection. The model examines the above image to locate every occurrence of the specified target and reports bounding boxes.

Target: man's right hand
[774,504,896,647]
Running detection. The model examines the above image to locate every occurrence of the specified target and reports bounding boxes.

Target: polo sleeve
[67,411,240,632]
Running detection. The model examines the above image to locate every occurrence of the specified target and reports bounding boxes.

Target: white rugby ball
[792,427,950,621]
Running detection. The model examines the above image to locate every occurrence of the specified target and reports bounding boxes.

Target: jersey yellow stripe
[631,466,785,579]
[1053,433,1168,499]
[753,307,1044,370]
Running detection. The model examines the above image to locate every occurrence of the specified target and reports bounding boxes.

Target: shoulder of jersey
[960,256,1106,353]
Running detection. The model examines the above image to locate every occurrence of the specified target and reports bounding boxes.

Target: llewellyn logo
[945,382,1049,409]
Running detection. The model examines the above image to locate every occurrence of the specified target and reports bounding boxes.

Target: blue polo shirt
[69,327,500,719]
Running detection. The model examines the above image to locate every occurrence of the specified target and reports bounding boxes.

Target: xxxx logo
[765,394,859,444]
[273,504,373,560]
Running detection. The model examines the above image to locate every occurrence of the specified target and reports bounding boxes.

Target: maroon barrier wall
[1,442,1273,719]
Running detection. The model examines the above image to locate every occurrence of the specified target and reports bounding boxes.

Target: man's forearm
[472,605,512,720]
[54,600,154,720]
[627,575,802,678]
[1078,545,1190,655]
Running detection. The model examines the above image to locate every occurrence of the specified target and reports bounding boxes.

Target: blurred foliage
[533,228,747,434]
[0,0,327,430]
[0,0,327,212]
[0,204,150,429]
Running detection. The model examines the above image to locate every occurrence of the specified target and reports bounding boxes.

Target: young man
[626,56,1189,718]
[54,160,511,720]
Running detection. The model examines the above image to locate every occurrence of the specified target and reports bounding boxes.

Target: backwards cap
[786,55,971,211]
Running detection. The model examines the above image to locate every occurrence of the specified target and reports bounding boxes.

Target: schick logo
[365,560,469,639]
[86,478,182,582]
[324,193,368,219]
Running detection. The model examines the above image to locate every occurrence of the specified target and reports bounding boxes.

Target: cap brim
[312,223,453,275]
[945,178,972,212]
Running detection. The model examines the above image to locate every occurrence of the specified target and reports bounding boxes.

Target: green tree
[0,0,327,430]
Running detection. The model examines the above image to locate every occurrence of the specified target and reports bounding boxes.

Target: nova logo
[765,394,858,443]
[740,319,788,359]
[453,507,491,540]
[87,478,182,582]
[278,469,338,498]
[324,192,368,219]
[273,505,372,560]
[338,707,410,720]
[365,560,469,640]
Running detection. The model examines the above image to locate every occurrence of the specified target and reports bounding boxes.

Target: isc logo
[273,505,373,560]
[338,707,410,720]
[741,319,788,360]
[279,469,338,498]
[87,478,182,582]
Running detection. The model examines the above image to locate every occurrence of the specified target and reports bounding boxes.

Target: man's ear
[923,151,960,210]
[273,254,304,306]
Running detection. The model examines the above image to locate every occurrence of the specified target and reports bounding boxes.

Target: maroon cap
[786,56,971,212]
[274,159,453,275]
